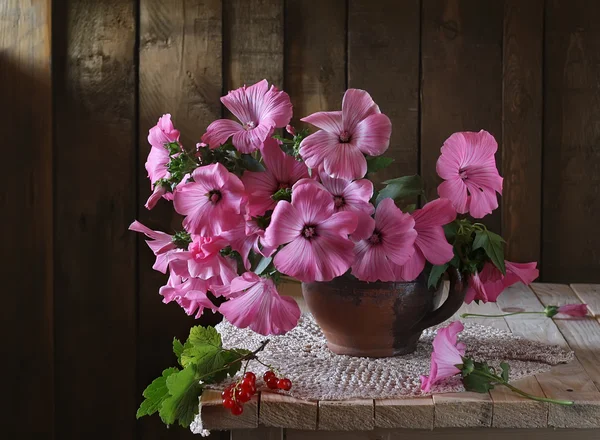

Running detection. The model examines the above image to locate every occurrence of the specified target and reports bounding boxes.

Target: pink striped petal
[301,111,343,134]
[437,178,469,214]
[341,89,380,133]
[202,119,244,149]
[323,142,368,180]
[351,112,392,156]
[263,201,303,247]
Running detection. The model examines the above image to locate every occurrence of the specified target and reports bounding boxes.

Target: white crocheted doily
[190,313,573,434]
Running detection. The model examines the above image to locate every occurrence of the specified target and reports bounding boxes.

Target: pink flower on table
[242,139,310,216]
[129,220,176,273]
[558,304,588,317]
[420,321,466,393]
[174,163,246,236]
[436,130,503,218]
[299,89,392,180]
[351,198,417,282]
[169,236,238,285]
[263,183,358,282]
[160,273,217,319]
[465,261,539,304]
[201,79,293,154]
[394,199,457,281]
[219,272,301,335]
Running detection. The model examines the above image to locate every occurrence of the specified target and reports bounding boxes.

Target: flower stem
[461,311,545,318]
[472,371,573,405]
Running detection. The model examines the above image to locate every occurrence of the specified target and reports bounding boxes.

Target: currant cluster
[221,370,294,416]
[221,372,257,415]
[263,370,292,391]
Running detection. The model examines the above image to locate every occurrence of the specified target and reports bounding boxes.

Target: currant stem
[472,371,573,405]
[461,311,545,318]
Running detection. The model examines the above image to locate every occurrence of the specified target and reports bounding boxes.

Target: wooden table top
[200,283,600,436]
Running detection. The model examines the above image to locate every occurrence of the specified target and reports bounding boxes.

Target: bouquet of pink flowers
[131,79,539,337]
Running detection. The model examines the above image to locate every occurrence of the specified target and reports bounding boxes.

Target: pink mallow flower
[558,304,588,317]
[219,272,301,336]
[174,163,246,236]
[242,139,310,216]
[169,236,238,286]
[220,216,275,271]
[436,130,503,219]
[202,79,293,154]
[129,220,176,273]
[299,89,392,180]
[160,272,217,319]
[420,321,466,393]
[394,199,457,281]
[351,198,417,282]
[465,261,539,304]
[264,183,358,282]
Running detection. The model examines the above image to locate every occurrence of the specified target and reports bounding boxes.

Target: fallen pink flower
[464,261,539,304]
[558,304,588,317]
[420,321,466,393]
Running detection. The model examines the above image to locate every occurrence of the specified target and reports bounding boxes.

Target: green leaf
[366,156,394,174]
[160,366,203,427]
[376,175,424,205]
[428,263,449,289]
[137,367,179,419]
[187,326,222,349]
[500,362,510,382]
[473,230,506,274]
[443,221,459,242]
[173,338,184,365]
[254,256,273,275]
[462,371,495,393]
[241,154,265,172]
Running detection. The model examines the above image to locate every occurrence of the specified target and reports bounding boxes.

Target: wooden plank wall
[3,0,600,439]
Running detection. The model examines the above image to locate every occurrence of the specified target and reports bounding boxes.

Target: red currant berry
[277,378,292,391]
[241,382,256,395]
[222,398,235,409]
[266,376,279,389]
[231,404,244,416]
[263,370,276,381]
[221,388,233,399]
[236,389,252,403]
[243,372,256,382]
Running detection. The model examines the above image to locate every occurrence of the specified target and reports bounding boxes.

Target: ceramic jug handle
[415,266,466,332]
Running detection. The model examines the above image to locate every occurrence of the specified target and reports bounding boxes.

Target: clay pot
[301,267,466,357]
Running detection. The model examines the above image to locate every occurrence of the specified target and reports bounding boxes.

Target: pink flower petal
[438,178,469,214]
[323,142,368,180]
[241,170,278,216]
[352,241,395,282]
[558,304,588,317]
[351,112,392,156]
[263,201,304,247]
[301,111,343,134]
[375,198,417,266]
[393,248,426,281]
[299,130,341,170]
[231,120,274,154]
[465,181,499,218]
[412,198,456,229]
[341,89,380,133]
[145,146,170,185]
[349,211,376,241]
[201,119,244,149]
[504,261,539,287]
[290,182,336,225]
[257,84,294,128]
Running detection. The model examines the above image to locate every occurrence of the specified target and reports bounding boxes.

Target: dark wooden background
[3,0,600,439]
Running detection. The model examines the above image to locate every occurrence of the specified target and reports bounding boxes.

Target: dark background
[3,0,600,439]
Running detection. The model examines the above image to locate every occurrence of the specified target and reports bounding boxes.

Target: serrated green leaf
[173,338,184,365]
[160,366,203,427]
[137,367,180,419]
[473,230,506,274]
[254,256,273,275]
[428,263,449,289]
[376,175,424,205]
[462,371,495,393]
[187,326,222,348]
[366,156,394,174]
[500,362,510,382]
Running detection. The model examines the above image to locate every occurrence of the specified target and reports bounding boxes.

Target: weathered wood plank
[421,0,503,231]
[224,0,284,89]
[202,389,258,430]
[285,0,346,129]
[433,392,493,428]
[531,284,600,390]
[374,397,434,430]
[503,285,600,428]
[348,0,420,182]
[318,399,374,431]
[259,392,317,430]
[543,0,600,282]
[137,2,224,438]
[570,284,600,316]
[53,1,137,438]
[502,0,543,263]
[495,283,548,314]
[230,427,283,440]
[1,0,53,436]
